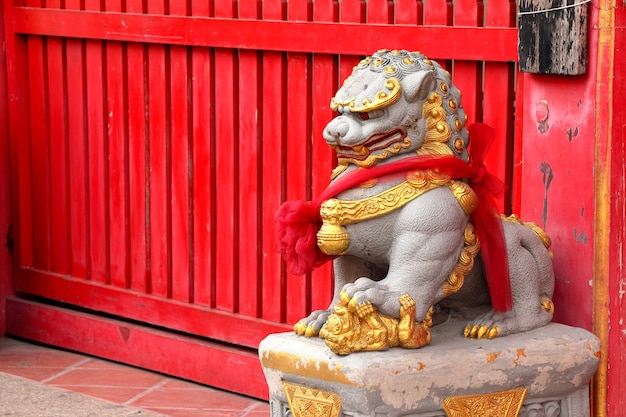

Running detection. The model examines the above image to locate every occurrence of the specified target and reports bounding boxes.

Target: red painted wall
[518,74,596,330]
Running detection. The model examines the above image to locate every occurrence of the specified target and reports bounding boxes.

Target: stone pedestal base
[259,317,600,417]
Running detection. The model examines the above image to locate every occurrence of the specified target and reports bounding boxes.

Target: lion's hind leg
[465,219,555,339]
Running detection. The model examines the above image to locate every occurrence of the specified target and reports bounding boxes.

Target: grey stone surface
[0,372,163,417]
[260,317,600,417]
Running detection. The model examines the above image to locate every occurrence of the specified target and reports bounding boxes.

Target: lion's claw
[464,323,499,339]
[294,321,307,335]
[295,321,322,338]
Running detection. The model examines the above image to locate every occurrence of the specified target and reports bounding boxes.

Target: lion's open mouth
[337,128,407,161]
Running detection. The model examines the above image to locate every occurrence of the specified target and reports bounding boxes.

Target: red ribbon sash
[274,123,512,312]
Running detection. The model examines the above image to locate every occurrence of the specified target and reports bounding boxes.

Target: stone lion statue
[276,49,555,355]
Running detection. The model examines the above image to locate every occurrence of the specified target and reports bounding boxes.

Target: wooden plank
[45,0,70,274]
[395,0,423,24]
[518,0,589,74]
[64,0,88,279]
[147,0,170,298]
[11,8,519,62]
[367,0,393,24]
[310,0,337,314]
[169,1,192,303]
[27,34,51,271]
[285,0,312,324]
[511,70,525,215]
[237,0,262,318]
[423,0,452,25]
[83,0,108,283]
[338,0,365,81]
[105,0,128,289]
[13,269,291,349]
[261,0,287,323]
[213,0,238,313]
[5,13,33,269]
[452,0,483,126]
[5,297,269,400]
[125,0,148,293]
[190,0,215,308]
[46,31,71,275]
[483,0,515,213]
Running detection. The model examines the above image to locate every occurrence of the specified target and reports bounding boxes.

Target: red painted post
[0,1,14,336]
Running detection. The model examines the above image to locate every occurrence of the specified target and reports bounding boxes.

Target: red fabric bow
[274,123,512,311]
[466,124,512,312]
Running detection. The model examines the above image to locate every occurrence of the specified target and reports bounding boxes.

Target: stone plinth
[259,317,600,417]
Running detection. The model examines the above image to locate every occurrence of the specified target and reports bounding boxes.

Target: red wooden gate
[3,0,520,400]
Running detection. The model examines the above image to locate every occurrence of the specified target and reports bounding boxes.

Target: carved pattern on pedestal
[442,387,527,417]
[282,382,342,417]
[273,395,565,417]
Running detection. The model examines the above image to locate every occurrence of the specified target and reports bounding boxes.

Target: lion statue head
[324,49,470,174]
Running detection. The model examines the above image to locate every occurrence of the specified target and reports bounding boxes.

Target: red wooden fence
[3,0,518,399]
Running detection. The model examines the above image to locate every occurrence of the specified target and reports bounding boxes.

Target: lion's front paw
[294,309,332,337]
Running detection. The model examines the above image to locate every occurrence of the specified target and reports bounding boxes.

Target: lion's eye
[357,110,384,121]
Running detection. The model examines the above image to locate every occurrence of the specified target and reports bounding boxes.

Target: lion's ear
[402,70,437,103]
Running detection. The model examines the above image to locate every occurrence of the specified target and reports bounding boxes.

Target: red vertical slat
[261,0,287,322]
[213,0,238,313]
[310,0,337,313]
[338,0,365,81]
[27,33,51,270]
[8,24,34,269]
[367,0,392,24]
[169,1,192,303]
[511,70,525,215]
[285,0,312,324]
[452,0,483,126]
[483,0,515,213]
[147,0,170,297]
[126,0,148,293]
[64,1,89,278]
[238,0,262,318]
[423,0,452,72]
[106,0,128,289]
[335,0,364,317]
[423,0,452,25]
[26,0,49,271]
[84,0,107,283]
[395,0,423,24]
[45,5,70,274]
[191,0,215,307]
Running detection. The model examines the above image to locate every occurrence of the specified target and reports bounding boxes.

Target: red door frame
[0,1,14,337]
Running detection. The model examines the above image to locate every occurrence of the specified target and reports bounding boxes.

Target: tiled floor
[0,337,269,416]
